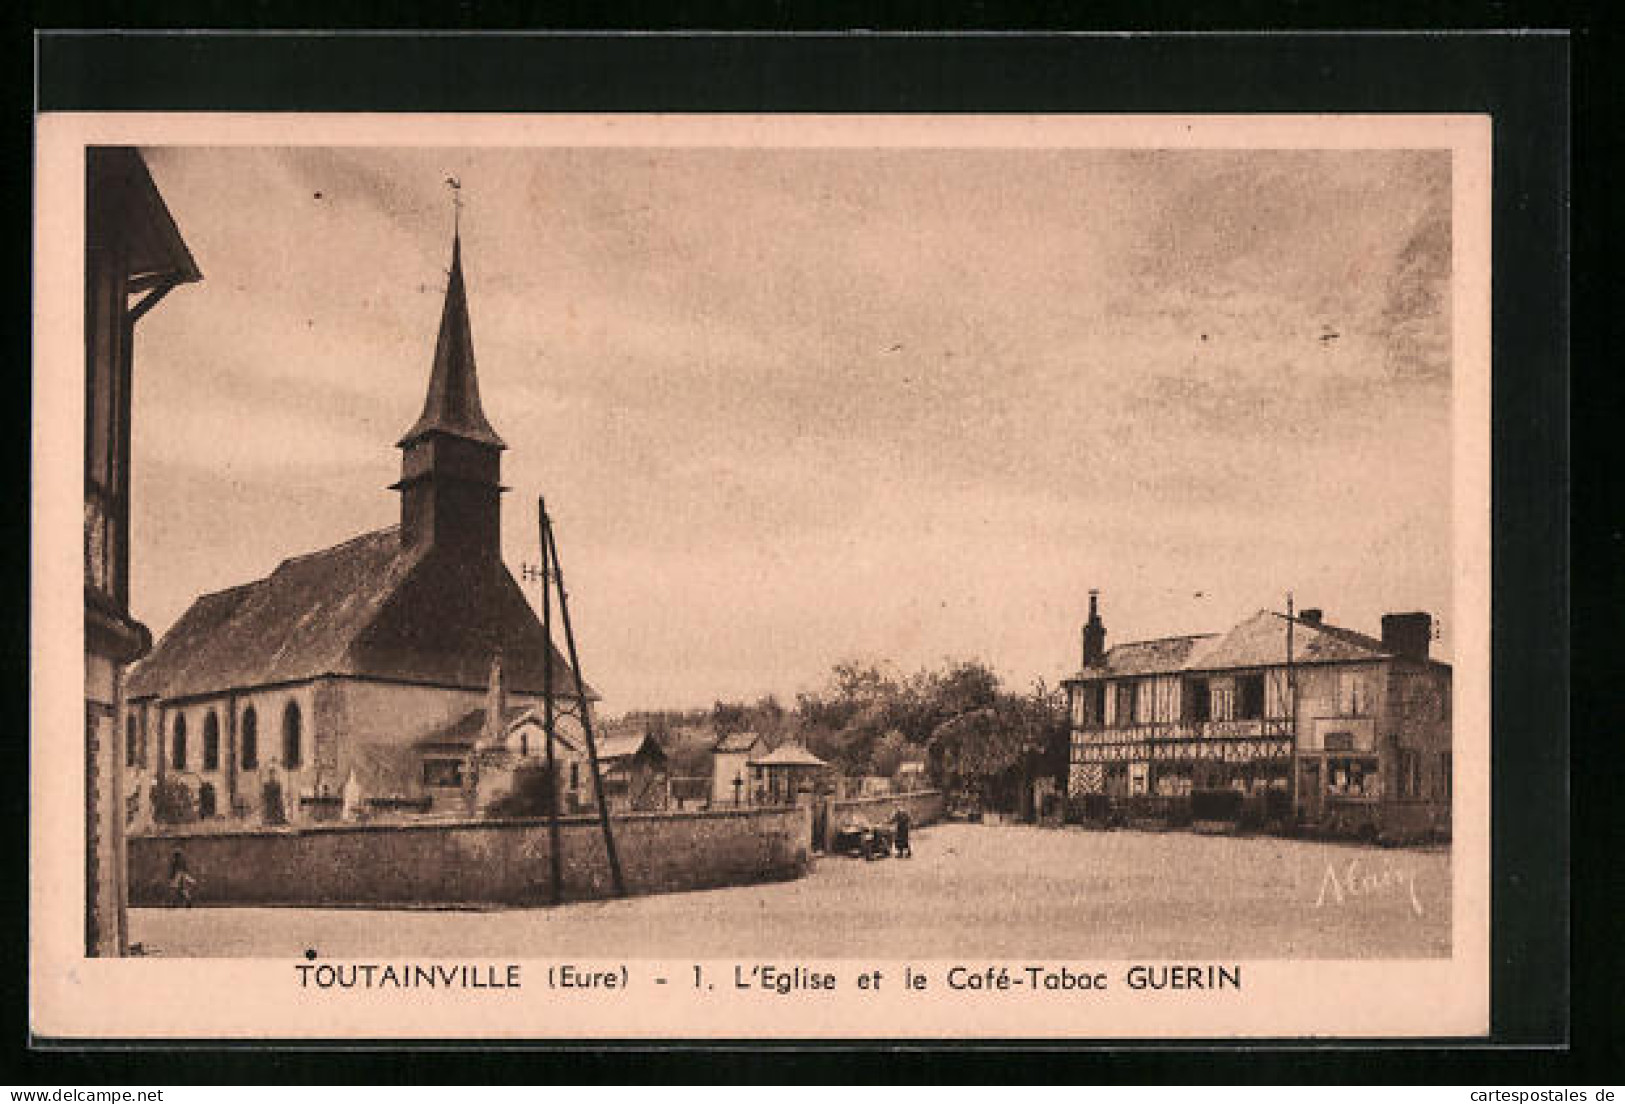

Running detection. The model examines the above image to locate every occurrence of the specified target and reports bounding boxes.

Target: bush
[485,762,559,819]
[150,777,196,825]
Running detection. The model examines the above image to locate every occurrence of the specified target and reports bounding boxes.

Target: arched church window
[171,715,186,771]
[241,707,258,770]
[203,712,220,771]
[282,701,302,769]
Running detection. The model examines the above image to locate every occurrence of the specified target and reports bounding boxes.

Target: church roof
[397,234,505,450]
[127,526,590,702]
[127,527,419,700]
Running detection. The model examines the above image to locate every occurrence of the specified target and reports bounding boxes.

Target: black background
[15,21,1589,1086]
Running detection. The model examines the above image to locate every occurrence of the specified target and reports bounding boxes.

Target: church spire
[392,228,508,558]
[397,232,506,450]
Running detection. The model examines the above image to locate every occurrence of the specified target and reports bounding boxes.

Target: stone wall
[830,789,943,827]
[129,804,810,908]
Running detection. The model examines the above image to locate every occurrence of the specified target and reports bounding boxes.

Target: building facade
[1062,593,1452,837]
[83,149,201,955]
[125,232,591,828]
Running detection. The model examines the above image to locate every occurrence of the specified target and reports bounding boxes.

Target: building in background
[1062,592,1452,838]
[125,232,591,827]
[83,148,202,955]
[710,730,768,807]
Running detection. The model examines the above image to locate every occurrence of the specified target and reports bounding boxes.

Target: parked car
[831,821,893,860]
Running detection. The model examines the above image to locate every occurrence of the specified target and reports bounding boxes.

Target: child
[168,849,198,907]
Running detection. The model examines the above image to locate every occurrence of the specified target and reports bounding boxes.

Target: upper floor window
[1113,681,1135,727]
[125,714,137,768]
[1076,683,1106,726]
[1182,677,1211,723]
[282,701,303,769]
[202,712,220,772]
[241,706,259,770]
[1236,674,1265,720]
[1338,670,1371,716]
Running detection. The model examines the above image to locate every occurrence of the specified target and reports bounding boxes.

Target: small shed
[593,732,670,811]
[749,742,830,805]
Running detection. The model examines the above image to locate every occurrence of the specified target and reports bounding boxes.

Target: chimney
[483,650,507,743]
[1299,608,1323,625]
[1381,612,1432,661]
[1081,589,1107,668]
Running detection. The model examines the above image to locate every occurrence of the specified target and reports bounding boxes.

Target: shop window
[282,701,302,769]
[1326,755,1381,798]
[171,715,186,771]
[1400,749,1423,798]
[241,707,258,770]
[202,711,220,771]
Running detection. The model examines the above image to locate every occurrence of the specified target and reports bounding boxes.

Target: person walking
[892,806,912,858]
[168,849,198,907]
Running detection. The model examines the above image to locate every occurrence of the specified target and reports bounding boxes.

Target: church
[124,232,591,825]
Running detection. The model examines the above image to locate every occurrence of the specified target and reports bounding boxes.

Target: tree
[150,777,196,825]
[928,678,1069,812]
[869,729,911,778]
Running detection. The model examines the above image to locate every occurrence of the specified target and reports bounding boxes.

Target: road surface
[129,822,1451,959]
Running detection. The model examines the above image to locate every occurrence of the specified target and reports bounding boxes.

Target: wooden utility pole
[537,499,564,906]
[540,497,626,897]
[1286,592,1298,821]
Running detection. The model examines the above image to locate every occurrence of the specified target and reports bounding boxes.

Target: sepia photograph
[37,113,1491,1038]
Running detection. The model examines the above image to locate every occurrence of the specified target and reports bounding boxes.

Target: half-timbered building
[1062,593,1452,836]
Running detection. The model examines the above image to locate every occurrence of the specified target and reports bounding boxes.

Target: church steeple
[397,233,505,451]
[392,232,507,557]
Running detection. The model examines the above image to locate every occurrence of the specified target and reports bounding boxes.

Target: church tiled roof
[127,528,417,700]
[127,526,589,702]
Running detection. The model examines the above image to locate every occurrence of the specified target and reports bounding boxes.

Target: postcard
[34,112,1490,1039]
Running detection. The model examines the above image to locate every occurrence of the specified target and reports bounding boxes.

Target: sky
[132,145,1453,715]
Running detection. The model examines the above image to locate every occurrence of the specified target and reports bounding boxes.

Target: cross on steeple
[446,176,462,237]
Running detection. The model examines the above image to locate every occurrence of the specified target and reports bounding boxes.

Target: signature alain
[1314,856,1425,918]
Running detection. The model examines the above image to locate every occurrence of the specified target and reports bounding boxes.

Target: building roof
[88,149,203,289]
[750,743,829,769]
[1070,609,1407,681]
[596,733,667,764]
[415,706,535,751]
[1091,634,1212,676]
[713,729,766,754]
[127,527,421,700]
[397,234,505,450]
[127,526,589,702]
[1186,610,1389,671]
